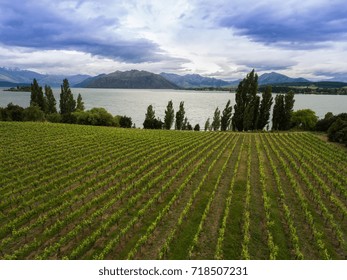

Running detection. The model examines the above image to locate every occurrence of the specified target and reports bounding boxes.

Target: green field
[0,122,346,260]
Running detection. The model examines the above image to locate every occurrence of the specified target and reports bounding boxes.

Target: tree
[164,100,174,130]
[328,118,347,146]
[258,86,273,130]
[143,104,162,129]
[232,69,258,131]
[194,124,200,131]
[44,85,57,114]
[272,94,284,130]
[243,95,260,131]
[272,91,295,130]
[175,101,185,130]
[221,100,232,131]
[59,79,76,115]
[182,117,188,130]
[1,103,24,121]
[283,91,295,130]
[119,116,132,128]
[211,107,221,131]
[315,112,347,132]
[76,93,85,111]
[204,118,211,131]
[291,109,318,130]
[30,79,46,112]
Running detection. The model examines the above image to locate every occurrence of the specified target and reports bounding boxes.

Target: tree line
[0,78,133,128]
[143,70,294,132]
[1,70,346,145]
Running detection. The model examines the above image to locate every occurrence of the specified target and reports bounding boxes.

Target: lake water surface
[1,88,346,128]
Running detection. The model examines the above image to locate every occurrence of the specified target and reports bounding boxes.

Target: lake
[1,88,347,128]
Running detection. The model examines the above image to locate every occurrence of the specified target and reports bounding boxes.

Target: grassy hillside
[0,122,346,260]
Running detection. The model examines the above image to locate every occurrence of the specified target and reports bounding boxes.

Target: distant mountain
[160,72,231,88]
[74,74,107,87]
[78,70,179,89]
[0,67,90,87]
[258,72,310,85]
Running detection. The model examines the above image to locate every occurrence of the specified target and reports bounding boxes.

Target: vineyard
[0,121,346,260]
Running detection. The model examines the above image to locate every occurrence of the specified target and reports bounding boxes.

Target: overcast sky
[1,0,347,81]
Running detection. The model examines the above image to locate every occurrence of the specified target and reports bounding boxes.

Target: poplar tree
[272,94,284,130]
[44,85,57,114]
[59,79,76,115]
[204,118,211,131]
[164,100,174,129]
[30,78,46,112]
[258,86,273,130]
[143,104,156,128]
[283,91,295,130]
[76,93,85,111]
[175,101,185,130]
[212,107,221,131]
[221,100,232,131]
[232,69,258,131]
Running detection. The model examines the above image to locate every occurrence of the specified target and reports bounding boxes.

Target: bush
[0,103,25,121]
[23,105,45,122]
[46,113,62,123]
[143,118,163,129]
[327,118,347,145]
[119,116,132,128]
[72,108,116,127]
[291,109,318,130]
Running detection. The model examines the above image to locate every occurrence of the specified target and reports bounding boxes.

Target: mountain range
[1,66,343,89]
[0,67,90,87]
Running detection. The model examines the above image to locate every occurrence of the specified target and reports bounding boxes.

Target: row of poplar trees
[214,69,295,131]
[143,101,194,130]
[30,78,84,115]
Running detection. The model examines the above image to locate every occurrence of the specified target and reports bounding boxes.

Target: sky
[0,0,347,81]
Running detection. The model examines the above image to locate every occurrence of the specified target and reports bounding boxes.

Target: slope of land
[0,122,346,260]
[77,70,179,89]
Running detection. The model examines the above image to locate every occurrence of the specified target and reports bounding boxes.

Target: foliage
[258,86,273,130]
[59,79,76,115]
[72,108,116,127]
[164,100,174,130]
[175,101,185,130]
[221,100,232,131]
[194,124,200,131]
[0,103,25,121]
[328,118,347,145]
[291,109,318,130]
[30,79,46,112]
[46,113,62,123]
[119,116,133,128]
[212,107,221,131]
[315,113,347,132]
[23,105,45,122]
[76,94,85,111]
[283,91,295,130]
[232,69,258,131]
[143,105,162,129]
[204,118,211,131]
[272,92,295,130]
[44,85,57,114]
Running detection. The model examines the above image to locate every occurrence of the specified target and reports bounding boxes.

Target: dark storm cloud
[0,0,164,63]
[217,1,347,47]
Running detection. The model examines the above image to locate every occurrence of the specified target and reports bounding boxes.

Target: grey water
[1,88,347,128]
